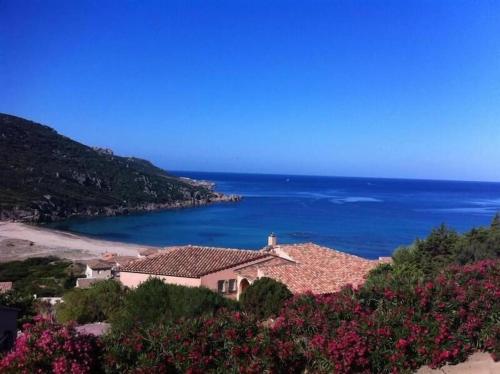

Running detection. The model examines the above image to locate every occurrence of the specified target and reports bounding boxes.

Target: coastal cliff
[0,113,240,222]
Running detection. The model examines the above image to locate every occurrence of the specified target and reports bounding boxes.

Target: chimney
[268,233,277,247]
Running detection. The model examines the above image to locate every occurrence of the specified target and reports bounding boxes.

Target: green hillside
[0,113,227,222]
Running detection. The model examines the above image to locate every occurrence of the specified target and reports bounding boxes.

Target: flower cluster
[0,316,102,374]
[104,260,499,373]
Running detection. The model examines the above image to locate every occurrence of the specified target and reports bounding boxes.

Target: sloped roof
[106,256,137,267]
[237,243,381,294]
[76,278,103,289]
[0,281,13,293]
[121,245,271,278]
[87,260,113,270]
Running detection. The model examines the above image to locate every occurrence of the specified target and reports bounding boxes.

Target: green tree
[110,278,234,334]
[56,279,125,324]
[0,290,36,325]
[240,277,292,319]
[392,224,459,277]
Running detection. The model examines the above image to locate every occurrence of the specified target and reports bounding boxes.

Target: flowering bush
[3,260,498,373]
[104,260,499,373]
[0,316,103,374]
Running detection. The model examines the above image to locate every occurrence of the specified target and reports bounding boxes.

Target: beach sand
[0,222,157,262]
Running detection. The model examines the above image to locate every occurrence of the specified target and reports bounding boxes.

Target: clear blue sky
[1,1,500,181]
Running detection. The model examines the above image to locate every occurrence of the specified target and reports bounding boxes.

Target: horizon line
[171,169,500,185]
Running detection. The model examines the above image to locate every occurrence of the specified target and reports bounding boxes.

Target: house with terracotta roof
[120,235,386,299]
[85,260,113,279]
[120,245,276,299]
[76,255,138,288]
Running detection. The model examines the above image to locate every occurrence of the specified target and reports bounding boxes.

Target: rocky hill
[0,114,239,222]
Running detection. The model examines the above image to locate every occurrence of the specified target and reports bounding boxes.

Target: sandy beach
[0,222,157,262]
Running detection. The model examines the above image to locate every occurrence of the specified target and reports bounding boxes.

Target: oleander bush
[2,260,498,373]
[0,316,103,374]
[102,259,499,373]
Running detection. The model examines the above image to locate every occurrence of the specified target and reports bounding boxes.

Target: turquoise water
[49,172,500,259]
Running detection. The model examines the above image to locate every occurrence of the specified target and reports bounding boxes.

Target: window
[228,279,237,293]
[217,280,226,293]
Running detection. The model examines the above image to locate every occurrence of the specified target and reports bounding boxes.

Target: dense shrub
[0,290,36,325]
[110,278,236,334]
[240,277,292,319]
[0,256,84,297]
[0,316,103,373]
[105,311,271,373]
[56,279,125,324]
[363,260,500,372]
[103,260,500,373]
[392,215,500,279]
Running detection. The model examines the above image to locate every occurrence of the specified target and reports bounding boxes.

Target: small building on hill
[120,235,385,299]
[85,260,113,279]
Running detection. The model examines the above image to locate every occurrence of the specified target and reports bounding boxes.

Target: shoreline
[0,221,158,263]
[0,193,242,223]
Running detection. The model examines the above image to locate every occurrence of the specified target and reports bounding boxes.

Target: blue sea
[49,172,500,259]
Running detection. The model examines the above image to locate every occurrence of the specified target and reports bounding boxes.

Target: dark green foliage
[0,256,84,297]
[366,215,500,290]
[240,277,292,319]
[392,224,460,277]
[0,113,215,222]
[110,278,236,334]
[0,290,36,325]
[453,225,500,264]
[56,280,125,324]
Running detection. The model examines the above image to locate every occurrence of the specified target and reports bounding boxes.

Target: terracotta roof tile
[0,281,13,293]
[87,260,113,270]
[121,245,271,278]
[238,243,382,294]
[106,256,137,267]
[76,278,103,288]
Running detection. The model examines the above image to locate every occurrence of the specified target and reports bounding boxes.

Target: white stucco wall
[86,265,112,279]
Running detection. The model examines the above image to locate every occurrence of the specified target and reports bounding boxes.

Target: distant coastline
[48,171,500,258]
[1,180,241,224]
[0,113,242,224]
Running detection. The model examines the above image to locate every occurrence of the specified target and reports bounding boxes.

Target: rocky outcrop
[0,192,242,223]
[0,113,242,223]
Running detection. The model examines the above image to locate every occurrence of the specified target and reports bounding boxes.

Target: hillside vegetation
[0,113,233,222]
